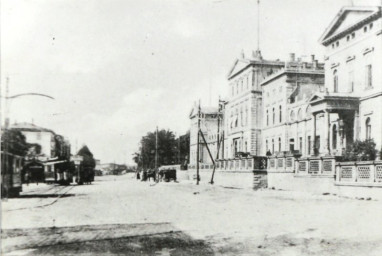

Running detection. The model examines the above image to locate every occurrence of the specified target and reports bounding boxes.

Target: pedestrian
[136,170,140,180]
[25,171,30,186]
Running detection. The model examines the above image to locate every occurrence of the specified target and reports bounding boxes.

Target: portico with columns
[309,94,360,156]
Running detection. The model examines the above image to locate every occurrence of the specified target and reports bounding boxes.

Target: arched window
[279,105,282,123]
[332,125,337,150]
[278,137,281,152]
[290,110,295,122]
[366,118,371,140]
[333,70,338,92]
[245,141,247,152]
[306,105,311,117]
[266,140,268,152]
[266,110,269,126]
[272,108,275,124]
[297,108,302,120]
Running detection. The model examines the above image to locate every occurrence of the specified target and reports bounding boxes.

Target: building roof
[10,122,55,134]
[260,65,324,86]
[227,50,284,80]
[189,105,219,118]
[319,6,381,46]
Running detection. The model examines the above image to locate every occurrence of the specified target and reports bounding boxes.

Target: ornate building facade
[261,54,325,156]
[223,50,284,159]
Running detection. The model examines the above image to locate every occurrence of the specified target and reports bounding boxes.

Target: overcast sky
[1,0,379,164]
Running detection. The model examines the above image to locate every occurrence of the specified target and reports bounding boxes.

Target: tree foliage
[341,139,378,161]
[1,129,29,156]
[77,145,96,168]
[134,129,180,168]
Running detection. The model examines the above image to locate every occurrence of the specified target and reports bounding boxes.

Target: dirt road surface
[2,174,382,255]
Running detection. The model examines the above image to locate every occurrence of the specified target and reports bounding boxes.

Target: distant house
[10,122,56,160]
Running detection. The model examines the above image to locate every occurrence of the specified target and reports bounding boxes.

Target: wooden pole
[196,100,200,185]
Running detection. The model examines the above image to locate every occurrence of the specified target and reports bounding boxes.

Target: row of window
[331,22,373,49]
[228,106,249,130]
[332,64,372,93]
[231,75,251,96]
[265,105,311,126]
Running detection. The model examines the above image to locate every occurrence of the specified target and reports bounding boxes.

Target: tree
[341,139,377,161]
[134,129,178,168]
[1,129,29,156]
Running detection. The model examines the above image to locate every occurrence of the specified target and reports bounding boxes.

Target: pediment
[309,94,324,103]
[320,7,379,44]
[227,59,250,79]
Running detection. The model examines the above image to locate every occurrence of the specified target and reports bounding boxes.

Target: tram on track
[1,151,23,198]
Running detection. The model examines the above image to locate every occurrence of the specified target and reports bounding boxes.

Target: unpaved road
[2,174,382,255]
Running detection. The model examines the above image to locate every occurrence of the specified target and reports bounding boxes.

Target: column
[353,110,360,141]
[311,113,317,156]
[323,110,330,155]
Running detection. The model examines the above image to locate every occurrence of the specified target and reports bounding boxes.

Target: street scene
[2,0,382,255]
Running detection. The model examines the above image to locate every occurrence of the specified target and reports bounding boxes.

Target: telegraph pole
[196,100,201,185]
[155,126,158,169]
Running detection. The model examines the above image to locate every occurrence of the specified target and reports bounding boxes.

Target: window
[306,105,311,117]
[336,41,339,47]
[272,108,275,124]
[236,83,238,94]
[348,71,354,92]
[351,32,355,39]
[290,110,295,122]
[246,77,249,89]
[240,107,243,126]
[333,69,338,92]
[364,26,367,33]
[36,132,41,140]
[370,23,373,29]
[289,138,295,152]
[279,105,282,123]
[266,110,269,126]
[346,35,350,41]
[332,43,335,49]
[365,64,372,88]
[278,137,281,152]
[272,139,274,154]
[245,141,247,152]
[232,85,234,96]
[332,125,337,150]
[297,108,302,120]
[241,80,243,92]
[307,136,311,155]
[299,137,303,152]
[366,118,371,140]
[266,140,268,152]
[245,106,248,126]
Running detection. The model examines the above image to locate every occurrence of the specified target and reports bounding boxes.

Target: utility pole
[210,97,221,184]
[196,100,201,185]
[155,126,158,169]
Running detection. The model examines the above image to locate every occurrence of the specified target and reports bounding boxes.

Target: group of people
[136,168,159,182]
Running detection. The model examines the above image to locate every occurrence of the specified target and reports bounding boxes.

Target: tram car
[23,160,45,184]
[55,161,74,185]
[1,152,23,198]
[76,165,94,185]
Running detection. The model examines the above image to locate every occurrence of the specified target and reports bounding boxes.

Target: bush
[341,139,377,162]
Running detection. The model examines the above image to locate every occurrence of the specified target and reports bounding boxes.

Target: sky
[1,0,380,164]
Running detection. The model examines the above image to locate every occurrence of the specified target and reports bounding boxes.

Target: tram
[1,151,23,198]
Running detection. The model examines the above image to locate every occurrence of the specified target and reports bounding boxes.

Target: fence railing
[188,156,267,172]
[267,154,336,176]
[336,161,382,186]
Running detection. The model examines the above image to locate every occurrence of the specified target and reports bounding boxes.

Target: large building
[223,50,284,159]
[309,6,382,155]
[261,54,325,156]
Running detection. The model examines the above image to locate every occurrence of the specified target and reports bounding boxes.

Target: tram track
[4,185,75,212]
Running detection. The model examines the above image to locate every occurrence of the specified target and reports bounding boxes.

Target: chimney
[289,53,295,62]
[297,57,302,62]
[311,54,315,62]
[313,60,318,68]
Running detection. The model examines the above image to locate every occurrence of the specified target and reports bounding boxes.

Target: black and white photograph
[1,0,382,255]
